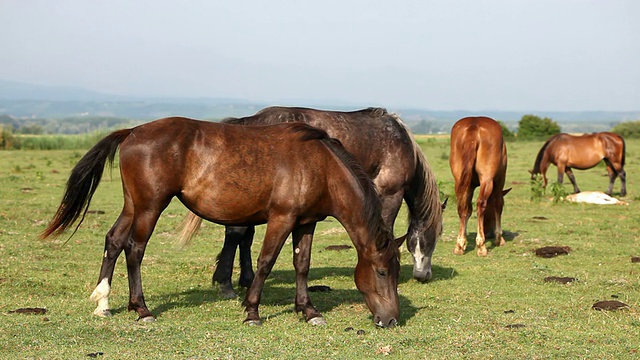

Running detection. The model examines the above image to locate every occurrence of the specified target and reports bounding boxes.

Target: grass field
[1,136,639,359]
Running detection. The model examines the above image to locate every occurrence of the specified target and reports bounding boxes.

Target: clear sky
[1,0,638,111]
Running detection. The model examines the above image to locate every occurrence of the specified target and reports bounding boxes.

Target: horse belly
[180,182,272,225]
[566,151,603,169]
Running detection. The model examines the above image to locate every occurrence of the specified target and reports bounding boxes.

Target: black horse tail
[41,128,132,239]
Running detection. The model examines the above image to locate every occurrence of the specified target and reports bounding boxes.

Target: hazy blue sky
[1,1,638,111]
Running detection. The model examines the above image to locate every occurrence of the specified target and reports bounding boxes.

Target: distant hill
[1,80,638,134]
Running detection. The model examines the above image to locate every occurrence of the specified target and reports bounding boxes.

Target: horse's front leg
[564,168,580,193]
[90,213,132,317]
[242,215,295,326]
[291,222,325,325]
[124,210,163,322]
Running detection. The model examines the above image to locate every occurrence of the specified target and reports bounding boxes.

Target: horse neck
[533,139,553,174]
[405,146,443,237]
[322,142,390,253]
[330,181,389,253]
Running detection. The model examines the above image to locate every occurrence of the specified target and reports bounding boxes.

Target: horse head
[397,198,447,282]
[354,238,400,328]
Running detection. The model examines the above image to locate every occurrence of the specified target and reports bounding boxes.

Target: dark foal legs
[213,226,255,298]
[291,223,325,325]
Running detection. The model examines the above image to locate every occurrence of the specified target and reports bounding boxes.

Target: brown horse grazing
[180,106,443,298]
[530,132,626,196]
[41,118,401,327]
[450,117,510,257]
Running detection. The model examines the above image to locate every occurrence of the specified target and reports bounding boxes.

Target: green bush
[517,114,561,140]
[498,120,515,140]
[611,120,640,138]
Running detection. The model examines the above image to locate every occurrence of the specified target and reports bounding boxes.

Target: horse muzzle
[374,315,398,328]
[412,267,432,282]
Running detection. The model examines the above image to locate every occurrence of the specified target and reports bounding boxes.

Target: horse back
[226,106,417,193]
[545,133,620,169]
[117,117,345,225]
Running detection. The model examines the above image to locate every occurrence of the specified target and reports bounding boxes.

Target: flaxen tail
[41,129,132,239]
[178,212,203,247]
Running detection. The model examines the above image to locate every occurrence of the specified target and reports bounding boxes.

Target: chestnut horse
[180,106,443,297]
[450,117,509,256]
[41,118,400,327]
[530,132,626,196]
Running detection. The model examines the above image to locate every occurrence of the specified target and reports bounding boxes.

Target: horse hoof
[453,248,465,255]
[218,288,238,299]
[244,319,262,326]
[307,316,327,326]
[93,309,113,317]
[477,248,488,257]
[137,316,156,322]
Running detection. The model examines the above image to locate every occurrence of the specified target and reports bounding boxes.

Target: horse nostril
[388,318,397,328]
[413,270,432,283]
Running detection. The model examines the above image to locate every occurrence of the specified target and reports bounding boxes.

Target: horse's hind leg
[243,215,296,326]
[619,169,627,197]
[454,186,473,255]
[90,211,133,317]
[564,167,580,193]
[604,159,626,196]
[291,223,325,325]
[212,226,255,299]
[475,181,494,257]
[124,209,166,322]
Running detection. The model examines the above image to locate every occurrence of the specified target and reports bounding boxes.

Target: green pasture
[1,137,639,359]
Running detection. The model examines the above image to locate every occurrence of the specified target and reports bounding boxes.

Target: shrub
[517,114,561,140]
[611,120,640,139]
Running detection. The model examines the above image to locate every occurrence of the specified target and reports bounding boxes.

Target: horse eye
[376,269,387,278]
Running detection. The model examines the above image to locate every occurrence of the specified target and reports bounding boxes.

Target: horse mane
[289,123,392,250]
[353,107,388,117]
[532,135,559,174]
[389,113,443,236]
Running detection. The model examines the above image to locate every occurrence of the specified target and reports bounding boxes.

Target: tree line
[1,113,640,150]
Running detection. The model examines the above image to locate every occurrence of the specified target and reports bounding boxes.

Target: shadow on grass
[140,263,457,326]
[457,229,519,255]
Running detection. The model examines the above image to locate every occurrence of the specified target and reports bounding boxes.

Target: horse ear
[441,197,449,211]
[502,188,512,196]
[394,234,407,247]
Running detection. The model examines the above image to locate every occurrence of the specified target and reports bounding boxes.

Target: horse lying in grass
[41,118,401,327]
[450,117,510,256]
